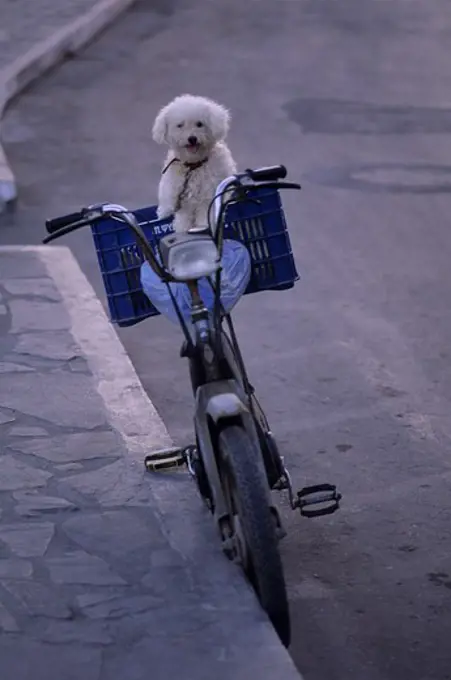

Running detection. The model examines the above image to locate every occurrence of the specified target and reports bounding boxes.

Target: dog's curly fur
[152,94,237,233]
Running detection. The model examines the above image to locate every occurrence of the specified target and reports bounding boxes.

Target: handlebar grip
[246,165,287,182]
[45,210,85,234]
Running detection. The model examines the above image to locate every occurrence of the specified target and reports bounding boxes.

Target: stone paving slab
[0,246,302,680]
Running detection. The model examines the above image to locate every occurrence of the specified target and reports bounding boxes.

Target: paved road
[2,0,451,677]
[0,0,99,69]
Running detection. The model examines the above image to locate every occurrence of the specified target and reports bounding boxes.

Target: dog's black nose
[187,135,198,145]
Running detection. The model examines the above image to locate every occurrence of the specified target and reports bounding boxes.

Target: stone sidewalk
[0,246,302,680]
[0,0,138,206]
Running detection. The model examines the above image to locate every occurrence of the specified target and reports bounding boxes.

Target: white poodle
[152,94,237,233]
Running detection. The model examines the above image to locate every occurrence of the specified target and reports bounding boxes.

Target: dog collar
[162,157,208,174]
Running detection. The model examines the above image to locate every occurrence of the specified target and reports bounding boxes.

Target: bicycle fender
[207,392,248,423]
[196,380,248,424]
[194,381,249,522]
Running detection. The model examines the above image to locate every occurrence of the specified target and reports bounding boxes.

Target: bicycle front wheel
[218,424,291,647]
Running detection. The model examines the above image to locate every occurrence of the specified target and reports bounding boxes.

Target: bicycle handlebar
[44,202,130,239]
[211,169,300,231]
[245,164,287,182]
[46,210,86,234]
[44,166,300,238]
[42,166,301,280]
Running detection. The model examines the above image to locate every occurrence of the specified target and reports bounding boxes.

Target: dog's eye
[195,121,204,128]
[177,123,184,128]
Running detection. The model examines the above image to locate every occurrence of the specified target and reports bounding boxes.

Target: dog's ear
[208,101,231,142]
[152,105,169,144]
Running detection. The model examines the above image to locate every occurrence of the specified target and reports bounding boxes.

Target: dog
[152,94,237,233]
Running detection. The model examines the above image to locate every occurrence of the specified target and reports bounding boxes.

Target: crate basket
[91,186,299,327]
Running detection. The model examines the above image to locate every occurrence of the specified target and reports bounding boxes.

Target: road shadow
[284,98,451,135]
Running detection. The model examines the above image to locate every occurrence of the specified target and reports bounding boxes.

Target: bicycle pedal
[296,483,342,518]
[144,447,185,472]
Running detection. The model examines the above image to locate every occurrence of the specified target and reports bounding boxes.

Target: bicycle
[43,164,342,647]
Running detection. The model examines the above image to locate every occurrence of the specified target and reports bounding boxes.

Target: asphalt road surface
[2,0,451,678]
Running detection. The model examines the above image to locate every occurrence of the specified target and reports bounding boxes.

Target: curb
[0,0,138,210]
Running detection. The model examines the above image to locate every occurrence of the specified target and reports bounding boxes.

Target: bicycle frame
[171,172,253,383]
[179,277,282,536]
[165,174,286,519]
[154,216,274,532]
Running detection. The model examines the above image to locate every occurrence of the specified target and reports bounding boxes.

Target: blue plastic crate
[91,186,299,328]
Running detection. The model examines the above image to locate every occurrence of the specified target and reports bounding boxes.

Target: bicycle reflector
[159,233,221,282]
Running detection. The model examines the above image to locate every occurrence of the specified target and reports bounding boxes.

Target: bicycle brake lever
[232,185,262,206]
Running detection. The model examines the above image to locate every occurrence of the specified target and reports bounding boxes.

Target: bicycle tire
[218,424,291,647]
